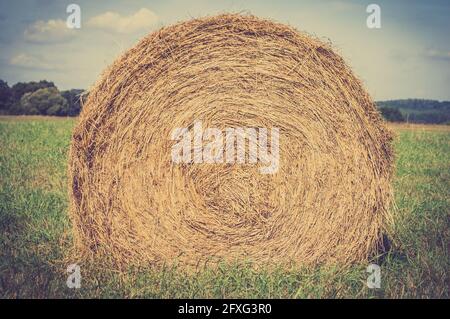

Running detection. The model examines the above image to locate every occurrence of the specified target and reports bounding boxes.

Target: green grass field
[0,117,448,298]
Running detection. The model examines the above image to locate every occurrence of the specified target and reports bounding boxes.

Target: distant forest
[0,79,449,124]
[0,79,84,117]
[377,99,450,124]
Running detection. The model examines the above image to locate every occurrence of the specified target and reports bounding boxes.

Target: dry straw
[69,14,394,269]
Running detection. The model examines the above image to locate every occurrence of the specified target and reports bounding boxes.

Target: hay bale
[69,14,394,268]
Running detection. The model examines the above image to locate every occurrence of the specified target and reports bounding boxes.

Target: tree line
[377,99,450,124]
[0,79,85,116]
[1,79,449,124]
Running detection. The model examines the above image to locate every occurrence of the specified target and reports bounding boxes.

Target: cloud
[424,49,450,61]
[87,8,158,34]
[24,19,75,44]
[9,53,57,70]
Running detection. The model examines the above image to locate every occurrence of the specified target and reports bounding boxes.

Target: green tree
[11,80,55,103]
[61,89,85,116]
[379,106,405,122]
[18,87,68,116]
[0,79,13,114]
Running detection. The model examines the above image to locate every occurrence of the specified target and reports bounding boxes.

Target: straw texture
[69,14,394,269]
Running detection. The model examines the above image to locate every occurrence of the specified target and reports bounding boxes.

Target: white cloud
[24,19,75,44]
[87,8,158,34]
[9,53,57,70]
[424,49,450,61]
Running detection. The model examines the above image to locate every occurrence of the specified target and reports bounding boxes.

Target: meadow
[0,116,448,298]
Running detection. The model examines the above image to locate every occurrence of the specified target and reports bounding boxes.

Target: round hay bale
[69,14,394,269]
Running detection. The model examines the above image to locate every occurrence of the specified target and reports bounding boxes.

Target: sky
[0,0,449,100]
